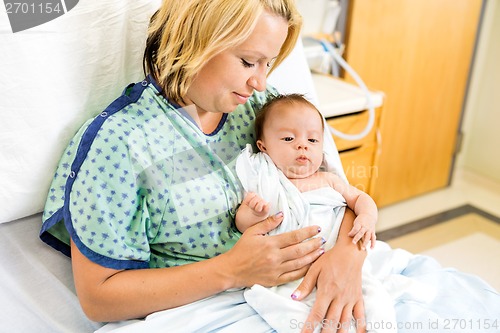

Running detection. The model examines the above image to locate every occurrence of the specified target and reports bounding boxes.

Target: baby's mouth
[296,155,308,163]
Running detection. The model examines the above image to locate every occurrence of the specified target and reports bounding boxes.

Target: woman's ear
[256,139,266,152]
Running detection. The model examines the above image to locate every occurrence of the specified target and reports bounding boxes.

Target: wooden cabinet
[343,0,483,207]
[328,109,382,194]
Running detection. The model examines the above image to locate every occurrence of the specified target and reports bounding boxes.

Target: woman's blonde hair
[143,0,302,103]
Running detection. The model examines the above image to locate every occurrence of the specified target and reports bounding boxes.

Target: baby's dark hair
[255,93,324,140]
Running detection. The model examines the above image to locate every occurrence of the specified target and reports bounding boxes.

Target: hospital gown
[41,76,273,270]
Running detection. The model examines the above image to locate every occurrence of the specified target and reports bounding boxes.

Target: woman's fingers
[290,262,318,302]
[246,211,321,250]
[274,227,325,285]
[353,301,367,333]
[275,265,311,287]
[280,234,324,261]
[238,217,324,287]
[246,212,284,235]
[276,247,324,285]
[300,298,365,333]
[336,308,354,333]
[274,224,322,248]
[300,294,340,332]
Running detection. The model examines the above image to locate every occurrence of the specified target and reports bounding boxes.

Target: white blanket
[96,244,500,333]
[97,239,500,333]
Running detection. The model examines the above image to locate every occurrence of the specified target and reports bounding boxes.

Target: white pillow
[0,1,161,223]
[267,38,319,105]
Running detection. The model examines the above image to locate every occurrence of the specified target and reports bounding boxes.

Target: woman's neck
[178,103,223,134]
[198,111,223,134]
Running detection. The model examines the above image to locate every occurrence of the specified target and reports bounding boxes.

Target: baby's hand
[348,214,377,250]
[241,192,270,220]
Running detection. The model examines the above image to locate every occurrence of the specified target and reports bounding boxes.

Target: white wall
[457,0,500,183]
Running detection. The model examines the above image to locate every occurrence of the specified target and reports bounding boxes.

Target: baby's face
[257,102,324,179]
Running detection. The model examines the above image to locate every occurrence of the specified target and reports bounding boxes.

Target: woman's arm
[293,208,367,333]
[71,214,325,322]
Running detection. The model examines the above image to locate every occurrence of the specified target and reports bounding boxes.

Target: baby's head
[255,94,324,179]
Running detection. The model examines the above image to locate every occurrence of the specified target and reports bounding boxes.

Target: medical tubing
[318,39,375,141]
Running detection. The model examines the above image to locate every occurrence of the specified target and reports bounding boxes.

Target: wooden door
[343,0,483,206]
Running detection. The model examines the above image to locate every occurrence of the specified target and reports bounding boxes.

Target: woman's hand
[292,209,367,333]
[223,213,325,289]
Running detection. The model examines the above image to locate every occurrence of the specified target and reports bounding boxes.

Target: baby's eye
[241,59,255,68]
[308,138,319,143]
[282,137,294,142]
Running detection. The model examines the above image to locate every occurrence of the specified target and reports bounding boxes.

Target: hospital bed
[1,2,498,333]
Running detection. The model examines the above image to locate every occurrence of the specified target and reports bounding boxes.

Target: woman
[41,0,367,332]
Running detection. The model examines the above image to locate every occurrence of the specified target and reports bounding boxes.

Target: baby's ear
[256,140,266,152]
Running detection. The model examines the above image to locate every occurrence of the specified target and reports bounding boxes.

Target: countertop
[312,73,384,118]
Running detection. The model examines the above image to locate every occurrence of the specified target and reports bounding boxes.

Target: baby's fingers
[351,229,366,247]
[262,202,270,215]
[252,198,269,213]
[348,224,361,238]
[242,192,257,205]
[246,194,268,212]
[364,232,376,250]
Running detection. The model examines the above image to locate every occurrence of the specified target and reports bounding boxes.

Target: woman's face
[185,12,288,115]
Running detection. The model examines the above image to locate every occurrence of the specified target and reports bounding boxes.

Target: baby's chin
[278,163,320,180]
[283,170,316,180]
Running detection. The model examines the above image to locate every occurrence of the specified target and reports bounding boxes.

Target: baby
[235,93,396,333]
[236,93,377,250]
